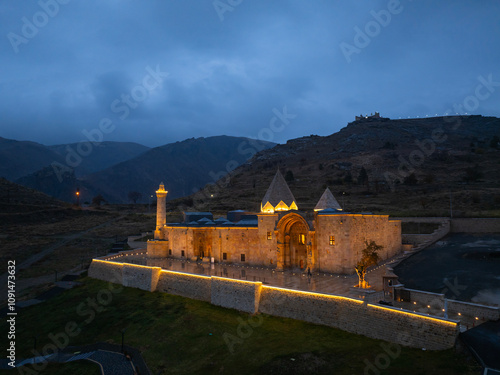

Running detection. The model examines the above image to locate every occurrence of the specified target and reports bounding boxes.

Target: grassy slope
[1,278,480,375]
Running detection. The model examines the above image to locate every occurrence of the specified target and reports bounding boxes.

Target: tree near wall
[355,240,382,289]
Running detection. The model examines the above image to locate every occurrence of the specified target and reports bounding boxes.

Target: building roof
[314,187,342,211]
[261,170,298,212]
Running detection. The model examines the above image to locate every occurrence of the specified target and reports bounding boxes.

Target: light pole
[209,194,214,212]
[449,190,453,218]
[75,188,80,206]
[121,328,127,353]
[342,192,346,211]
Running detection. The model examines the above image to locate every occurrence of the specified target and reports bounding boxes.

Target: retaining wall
[450,218,500,233]
[396,217,500,234]
[88,260,123,284]
[89,258,462,350]
[122,264,161,292]
[258,286,458,350]
[399,288,499,322]
[156,270,211,302]
[211,277,262,314]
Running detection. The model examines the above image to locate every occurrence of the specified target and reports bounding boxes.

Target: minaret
[155,182,168,237]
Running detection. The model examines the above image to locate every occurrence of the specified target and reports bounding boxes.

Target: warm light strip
[92,259,163,271]
[263,285,364,304]
[163,226,259,229]
[92,259,123,266]
[212,276,261,285]
[368,304,459,326]
[160,269,211,279]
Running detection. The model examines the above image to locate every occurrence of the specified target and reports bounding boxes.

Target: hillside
[0,137,65,181]
[0,136,149,182]
[49,141,149,176]
[83,136,276,203]
[180,116,500,216]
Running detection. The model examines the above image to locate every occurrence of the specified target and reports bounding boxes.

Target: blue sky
[1,0,499,147]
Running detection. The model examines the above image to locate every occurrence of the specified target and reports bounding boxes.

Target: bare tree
[355,240,382,289]
[128,191,142,204]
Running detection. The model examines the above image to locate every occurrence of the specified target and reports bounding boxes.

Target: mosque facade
[147,171,402,274]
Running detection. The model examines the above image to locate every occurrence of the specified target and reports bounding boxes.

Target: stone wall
[89,259,461,350]
[402,233,437,245]
[147,240,169,258]
[211,277,262,314]
[258,286,458,350]
[88,260,123,284]
[399,288,499,323]
[450,218,500,233]
[122,264,161,292]
[447,300,500,321]
[316,214,401,273]
[395,217,500,234]
[156,270,211,302]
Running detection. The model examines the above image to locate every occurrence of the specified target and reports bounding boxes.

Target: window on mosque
[223,252,227,260]
[267,231,272,240]
[241,254,246,262]
[329,236,335,245]
[298,234,306,245]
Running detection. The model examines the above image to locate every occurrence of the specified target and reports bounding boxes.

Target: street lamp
[121,328,127,353]
[75,188,80,206]
[148,195,153,214]
[209,194,214,212]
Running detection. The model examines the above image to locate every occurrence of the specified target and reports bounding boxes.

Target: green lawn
[1,277,480,375]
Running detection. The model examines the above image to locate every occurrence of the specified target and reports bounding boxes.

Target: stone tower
[155,182,168,237]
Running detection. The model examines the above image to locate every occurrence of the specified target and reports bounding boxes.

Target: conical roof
[261,170,298,212]
[314,187,342,211]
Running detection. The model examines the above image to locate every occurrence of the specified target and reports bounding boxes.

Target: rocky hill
[0,137,65,181]
[180,115,500,216]
[0,137,149,181]
[82,136,276,203]
[48,141,149,176]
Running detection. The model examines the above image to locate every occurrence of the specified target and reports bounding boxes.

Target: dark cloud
[0,0,499,147]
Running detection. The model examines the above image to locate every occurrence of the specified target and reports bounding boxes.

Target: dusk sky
[1,1,499,147]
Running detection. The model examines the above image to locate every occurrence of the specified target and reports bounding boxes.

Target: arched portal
[276,213,312,270]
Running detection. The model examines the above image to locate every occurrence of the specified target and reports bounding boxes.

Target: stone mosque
[147,170,402,274]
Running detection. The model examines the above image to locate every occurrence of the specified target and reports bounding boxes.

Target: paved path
[460,319,500,373]
[2,349,136,374]
[117,254,398,299]
[88,350,136,375]
[0,216,122,300]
